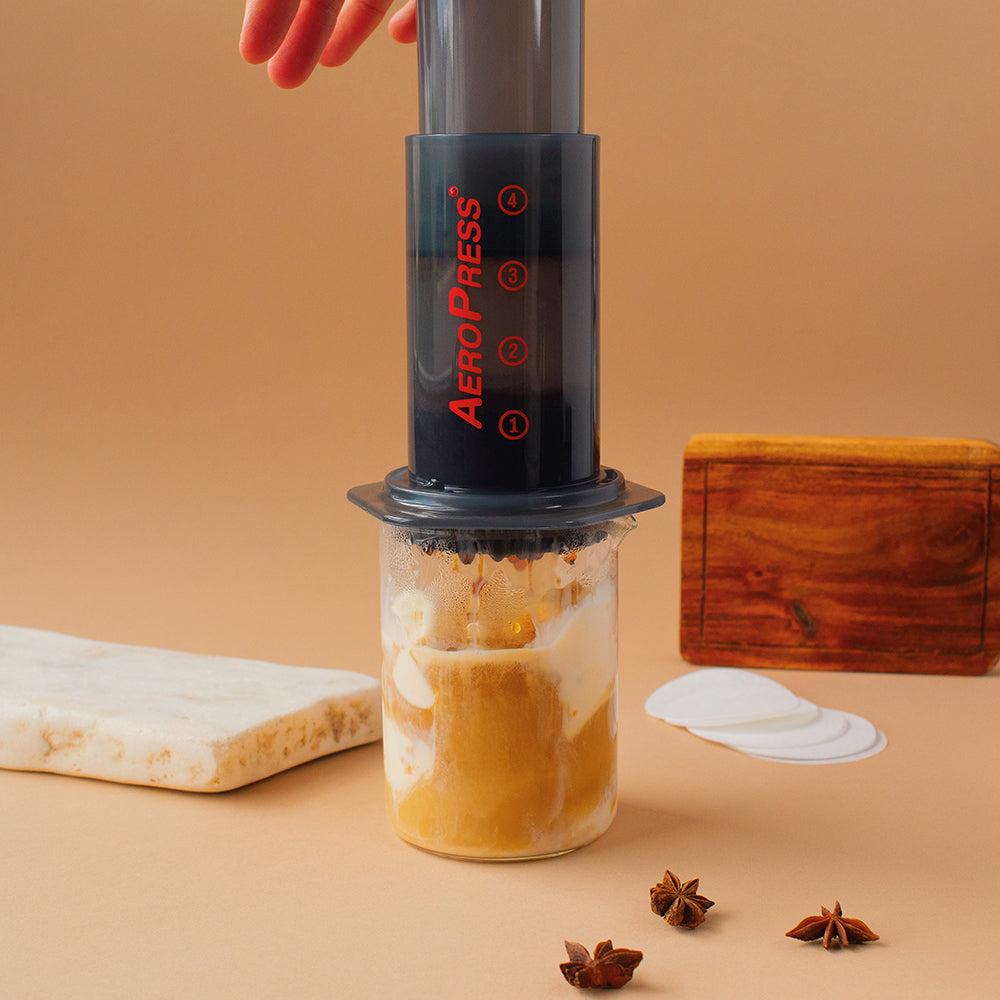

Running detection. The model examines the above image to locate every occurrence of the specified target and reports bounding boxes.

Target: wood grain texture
[680,434,1000,674]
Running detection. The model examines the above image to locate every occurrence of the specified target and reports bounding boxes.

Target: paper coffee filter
[643,667,803,727]
[687,704,848,749]
[733,710,878,760]
[743,728,889,765]
[646,668,887,765]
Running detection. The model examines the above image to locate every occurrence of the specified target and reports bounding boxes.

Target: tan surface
[2,2,999,997]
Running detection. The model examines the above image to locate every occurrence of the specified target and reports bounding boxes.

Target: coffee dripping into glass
[349,0,663,860]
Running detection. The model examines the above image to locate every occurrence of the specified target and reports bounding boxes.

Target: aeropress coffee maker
[349,0,663,860]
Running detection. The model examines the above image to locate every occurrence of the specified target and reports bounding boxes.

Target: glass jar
[377,517,633,860]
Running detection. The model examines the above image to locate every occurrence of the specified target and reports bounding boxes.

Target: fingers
[239,0,315,65]
[387,1,418,44]
[267,0,347,88]
[319,0,398,68]
[239,0,418,87]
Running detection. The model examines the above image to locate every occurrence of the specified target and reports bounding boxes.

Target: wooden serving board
[680,434,1000,674]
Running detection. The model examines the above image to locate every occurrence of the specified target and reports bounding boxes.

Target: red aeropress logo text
[446,185,530,440]
[446,186,484,430]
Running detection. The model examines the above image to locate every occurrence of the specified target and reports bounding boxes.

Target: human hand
[240,0,417,89]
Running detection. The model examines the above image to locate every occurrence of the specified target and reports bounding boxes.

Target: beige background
[2,2,999,997]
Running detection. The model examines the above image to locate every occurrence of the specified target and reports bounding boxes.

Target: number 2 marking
[498,336,528,366]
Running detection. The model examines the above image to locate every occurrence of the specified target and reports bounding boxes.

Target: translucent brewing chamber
[378,518,634,860]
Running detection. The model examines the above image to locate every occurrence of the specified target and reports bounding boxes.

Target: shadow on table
[220,739,383,807]
[587,797,707,856]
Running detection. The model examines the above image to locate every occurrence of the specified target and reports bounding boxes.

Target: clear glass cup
[378,516,634,860]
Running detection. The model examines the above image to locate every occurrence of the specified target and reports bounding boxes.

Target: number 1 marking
[498,409,529,441]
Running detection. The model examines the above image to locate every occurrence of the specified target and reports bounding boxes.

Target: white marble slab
[0,625,381,791]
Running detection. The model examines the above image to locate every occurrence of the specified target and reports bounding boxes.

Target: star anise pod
[649,869,715,928]
[559,939,643,989]
[786,901,879,949]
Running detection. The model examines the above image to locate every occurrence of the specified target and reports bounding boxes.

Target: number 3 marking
[497,260,528,291]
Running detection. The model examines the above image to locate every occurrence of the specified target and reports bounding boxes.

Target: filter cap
[348,466,663,530]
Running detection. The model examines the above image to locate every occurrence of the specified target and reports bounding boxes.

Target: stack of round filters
[644,668,887,764]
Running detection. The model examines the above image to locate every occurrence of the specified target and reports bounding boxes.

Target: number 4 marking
[498,185,527,216]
